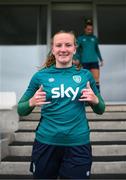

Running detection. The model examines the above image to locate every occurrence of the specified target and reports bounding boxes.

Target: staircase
[0,104,126,179]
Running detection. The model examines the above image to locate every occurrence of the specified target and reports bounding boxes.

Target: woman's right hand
[29,86,51,107]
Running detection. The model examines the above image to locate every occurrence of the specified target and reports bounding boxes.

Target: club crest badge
[73,75,81,83]
[48,78,55,82]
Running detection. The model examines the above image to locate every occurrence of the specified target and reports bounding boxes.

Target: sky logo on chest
[51,75,81,101]
[51,84,79,101]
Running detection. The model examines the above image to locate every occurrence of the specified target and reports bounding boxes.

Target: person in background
[17,30,105,179]
[73,19,104,92]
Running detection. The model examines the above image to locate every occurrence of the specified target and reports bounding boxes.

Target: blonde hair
[42,30,77,68]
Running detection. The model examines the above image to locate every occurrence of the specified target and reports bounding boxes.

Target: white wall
[100,45,126,103]
[0,45,47,102]
[0,45,126,103]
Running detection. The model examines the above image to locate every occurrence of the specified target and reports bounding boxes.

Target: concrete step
[0,174,126,179]
[10,140,126,146]
[0,175,33,179]
[19,119,126,131]
[89,120,126,130]
[2,155,126,162]
[0,156,126,175]
[33,104,126,113]
[19,121,38,130]
[14,132,35,142]
[9,145,32,156]
[21,104,126,122]
[20,113,40,121]
[91,173,126,179]
[0,161,31,175]
[92,161,126,174]
[92,144,126,156]
[87,112,126,120]
[13,131,126,142]
[8,144,126,157]
[20,112,126,121]
[91,131,126,142]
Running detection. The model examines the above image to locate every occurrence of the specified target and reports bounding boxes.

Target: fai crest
[73,75,81,83]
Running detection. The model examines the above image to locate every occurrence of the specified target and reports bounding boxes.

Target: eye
[66,43,72,47]
[55,43,62,47]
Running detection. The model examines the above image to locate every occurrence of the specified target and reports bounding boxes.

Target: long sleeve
[90,93,105,114]
[17,73,40,116]
[17,93,35,116]
[87,70,105,114]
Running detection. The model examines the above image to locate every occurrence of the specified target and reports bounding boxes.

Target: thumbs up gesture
[29,85,51,107]
[79,81,99,105]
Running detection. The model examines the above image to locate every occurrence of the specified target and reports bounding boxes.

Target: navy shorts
[30,139,92,179]
[82,62,99,70]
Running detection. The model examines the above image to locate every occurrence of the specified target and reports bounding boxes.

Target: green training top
[17,65,105,146]
[74,34,103,64]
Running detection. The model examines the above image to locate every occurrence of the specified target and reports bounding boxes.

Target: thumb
[37,85,43,92]
[86,81,91,89]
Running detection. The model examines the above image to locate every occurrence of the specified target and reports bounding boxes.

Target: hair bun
[85,18,93,25]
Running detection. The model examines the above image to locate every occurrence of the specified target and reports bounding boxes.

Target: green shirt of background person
[73,19,104,92]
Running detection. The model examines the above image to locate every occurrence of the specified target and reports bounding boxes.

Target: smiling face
[52,32,76,68]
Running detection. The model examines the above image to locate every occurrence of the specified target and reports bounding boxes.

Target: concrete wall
[0,92,18,161]
[100,45,126,102]
[0,137,9,161]
[0,92,19,133]
[0,45,47,102]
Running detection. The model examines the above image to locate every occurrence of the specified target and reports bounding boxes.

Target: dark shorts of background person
[30,139,92,179]
[82,62,99,70]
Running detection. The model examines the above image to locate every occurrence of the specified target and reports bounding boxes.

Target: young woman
[17,30,105,179]
[73,19,104,92]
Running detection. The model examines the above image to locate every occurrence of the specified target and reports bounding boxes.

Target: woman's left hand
[79,81,99,105]
[99,60,104,67]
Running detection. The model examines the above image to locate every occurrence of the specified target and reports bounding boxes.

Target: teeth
[59,54,68,56]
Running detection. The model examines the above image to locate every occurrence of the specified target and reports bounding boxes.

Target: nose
[60,45,67,51]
